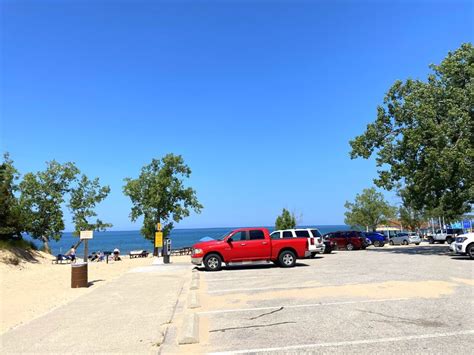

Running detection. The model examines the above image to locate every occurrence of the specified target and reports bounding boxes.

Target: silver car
[408,232,421,245]
[389,232,410,245]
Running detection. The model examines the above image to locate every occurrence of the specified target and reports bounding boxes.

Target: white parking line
[208,282,359,294]
[208,329,474,354]
[199,297,411,315]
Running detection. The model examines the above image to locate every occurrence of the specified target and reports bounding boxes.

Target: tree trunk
[42,236,51,254]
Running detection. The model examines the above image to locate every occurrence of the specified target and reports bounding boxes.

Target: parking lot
[172,244,473,354]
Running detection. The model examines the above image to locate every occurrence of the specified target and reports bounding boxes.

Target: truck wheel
[428,237,434,244]
[389,240,394,246]
[310,252,317,259]
[204,254,222,271]
[467,244,474,259]
[279,250,296,267]
[402,240,408,246]
[346,243,354,251]
[446,237,453,244]
[373,241,381,247]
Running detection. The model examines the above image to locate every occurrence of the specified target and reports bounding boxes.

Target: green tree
[398,189,426,231]
[68,174,112,236]
[349,43,474,221]
[275,208,296,230]
[0,153,24,239]
[123,154,203,244]
[19,161,79,252]
[344,188,397,231]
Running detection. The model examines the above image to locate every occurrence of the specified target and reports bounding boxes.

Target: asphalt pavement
[163,243,474,354]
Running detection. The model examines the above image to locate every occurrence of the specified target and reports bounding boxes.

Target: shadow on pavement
[364,245,451,256]
[88,279,105,286]
[196,262,310,272]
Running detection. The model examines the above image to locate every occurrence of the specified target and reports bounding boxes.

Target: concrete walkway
[1,263,192,354]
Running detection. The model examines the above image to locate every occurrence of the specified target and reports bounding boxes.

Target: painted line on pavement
[207,282,360,294]
[209,329,474,354]
[199,297,411,315]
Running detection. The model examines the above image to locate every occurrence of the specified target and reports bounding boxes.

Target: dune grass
[0,238,38,251]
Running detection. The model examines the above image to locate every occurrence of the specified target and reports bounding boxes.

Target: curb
[178,313,200,344]
[187,291,200,309]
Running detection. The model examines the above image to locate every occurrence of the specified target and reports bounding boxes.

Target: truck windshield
[217,231,231,241]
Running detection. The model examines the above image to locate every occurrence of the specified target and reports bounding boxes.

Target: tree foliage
[123,154,203,241]
[275,208,297,230]
[0,153,24,239]
[349,43,474,221]
[19,161,79,252]
[68,174,112,236]
[344,188,397,231]
[398,189,425,231]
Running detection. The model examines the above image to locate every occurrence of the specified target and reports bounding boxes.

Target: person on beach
[66,246,76,263]
[113,248,121,261]
[98,251,105,262]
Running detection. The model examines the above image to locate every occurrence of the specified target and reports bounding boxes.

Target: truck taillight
[309,238,314,245]
[317,238,321,244]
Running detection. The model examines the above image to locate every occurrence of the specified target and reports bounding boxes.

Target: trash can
[71,263,88,288]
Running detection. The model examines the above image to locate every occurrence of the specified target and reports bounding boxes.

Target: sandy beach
[0,249,190,334]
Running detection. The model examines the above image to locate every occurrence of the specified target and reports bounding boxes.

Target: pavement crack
[210,321,296,333]
[248,306,284,320]
[356,309,446,328]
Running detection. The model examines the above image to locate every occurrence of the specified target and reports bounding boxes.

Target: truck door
[228,230,271,261]
[245,229,271,260]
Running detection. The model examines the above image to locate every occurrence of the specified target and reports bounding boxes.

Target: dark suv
[324,231,367,251]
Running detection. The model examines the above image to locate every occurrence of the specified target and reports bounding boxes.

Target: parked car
[270,228,324,258]
[191,227,310,271]
[408,232,422,245]
[454,232,474,259]
[428,228,464,244]
[323,231,367,251]
[363,232,386,247]
[322,235,336,254]
[389,232,410,245]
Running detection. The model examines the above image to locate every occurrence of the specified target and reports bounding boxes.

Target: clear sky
[1,0,472,230]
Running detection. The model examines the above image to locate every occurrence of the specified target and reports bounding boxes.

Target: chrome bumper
[191,256,203,265]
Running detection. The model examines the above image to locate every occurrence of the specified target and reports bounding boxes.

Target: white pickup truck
[428,228,464,244]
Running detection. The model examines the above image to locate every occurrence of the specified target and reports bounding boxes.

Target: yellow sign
[155,232,163,248]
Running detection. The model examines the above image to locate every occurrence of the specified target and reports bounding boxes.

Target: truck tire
[402,240,408,246]
[346,243,354,251]
[373,240,381,247]
[279,250,296,267]
[446,237,453,244]
[467,244,474,259]
[204,253,222,271]
[428,237,434,244]
[389,240,394,246]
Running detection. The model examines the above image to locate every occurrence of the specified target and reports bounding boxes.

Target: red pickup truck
[191,227,310,271]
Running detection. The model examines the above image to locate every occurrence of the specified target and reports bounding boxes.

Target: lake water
[27,225,350,256]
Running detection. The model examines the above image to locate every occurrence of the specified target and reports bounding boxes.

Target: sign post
[80,230,93,263]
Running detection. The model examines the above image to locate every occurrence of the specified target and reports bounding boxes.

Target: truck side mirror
[227,237,233,243]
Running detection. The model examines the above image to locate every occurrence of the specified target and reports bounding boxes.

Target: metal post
[84,240,88,263]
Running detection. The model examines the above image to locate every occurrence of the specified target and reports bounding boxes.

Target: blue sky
[1,0,472,230]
